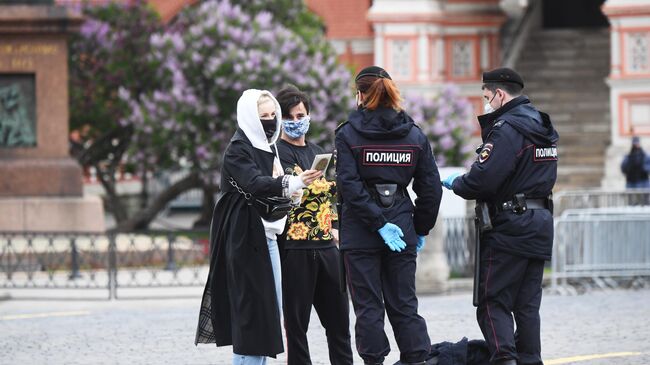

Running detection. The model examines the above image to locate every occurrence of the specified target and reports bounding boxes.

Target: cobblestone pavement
[1,288,649,365]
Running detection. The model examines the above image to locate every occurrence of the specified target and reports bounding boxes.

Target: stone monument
[0,3,105,232]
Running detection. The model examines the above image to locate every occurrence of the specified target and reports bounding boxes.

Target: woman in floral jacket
[275,85,353,365]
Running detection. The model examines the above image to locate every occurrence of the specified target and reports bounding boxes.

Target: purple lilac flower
[439,134,455,150]
[255,11,273,28]
[195,145,209,159]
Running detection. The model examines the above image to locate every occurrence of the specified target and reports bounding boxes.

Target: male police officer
[442,68,559,365]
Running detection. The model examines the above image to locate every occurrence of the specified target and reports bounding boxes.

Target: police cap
[482,67,524,88]
[355,66,392,82]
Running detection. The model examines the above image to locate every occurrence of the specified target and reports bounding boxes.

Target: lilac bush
[403,85,475,167]
[119,0,352,186]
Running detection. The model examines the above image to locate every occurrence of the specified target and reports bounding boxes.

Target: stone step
[560,134,610,146]
[527,93,610,102]
[520,48,610,59]
[517,60,610,70]
[535,112,609,120]
[558,164,603,173]
[513,27,611,190]
[555,176,602,190]
[528,31,609,43]
[550,112,611,124]
[559,156,604,166]
[556,171,603,185]
[555,123,610,133]
[560,140,609,150]
[526,90,609,100]
[529,98,610,109]
[556,168,604,186]
[535,100,609,110]
[523,40,609,49]
[529,37,610,47]
[520,69,609,80]
[531,28,609,36]
[524,80,609,91]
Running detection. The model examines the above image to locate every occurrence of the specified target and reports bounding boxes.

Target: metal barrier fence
[0,231,209,299]
[443,217,475,277]
[4,193,646,299]
[552,207,650,292]
[554,188,650,216]
[439,190,650,284]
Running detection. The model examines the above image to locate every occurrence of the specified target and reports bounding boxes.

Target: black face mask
[260,118,276,138]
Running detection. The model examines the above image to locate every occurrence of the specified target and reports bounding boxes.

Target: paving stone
[1,289,649,364]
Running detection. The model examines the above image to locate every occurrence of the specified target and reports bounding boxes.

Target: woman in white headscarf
[196,89,321,364]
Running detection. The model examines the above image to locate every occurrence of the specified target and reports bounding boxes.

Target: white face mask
[483,91,499,114]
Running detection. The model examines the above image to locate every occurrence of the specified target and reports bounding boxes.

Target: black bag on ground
[392,337,490,365]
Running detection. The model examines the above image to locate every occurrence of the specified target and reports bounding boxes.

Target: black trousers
[477,247,545,365]
[281,247,353,365]
[344,247,430,364]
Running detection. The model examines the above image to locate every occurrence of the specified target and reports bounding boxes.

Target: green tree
[71,0,352,230]
[69,0,168,229]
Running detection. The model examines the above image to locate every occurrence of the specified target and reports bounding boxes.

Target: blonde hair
[257,94,273,107]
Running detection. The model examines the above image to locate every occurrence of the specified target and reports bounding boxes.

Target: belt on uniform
[495,198,550,213]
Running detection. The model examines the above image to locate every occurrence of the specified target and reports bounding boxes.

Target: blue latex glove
[378,222,406,252]
[417,235,426,253]
[441,172,461,190]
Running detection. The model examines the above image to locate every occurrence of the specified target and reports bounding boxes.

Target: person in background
[621,136,650,189]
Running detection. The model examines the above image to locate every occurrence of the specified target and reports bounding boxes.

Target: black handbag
[252,196,294,221]
[228,177,294,222]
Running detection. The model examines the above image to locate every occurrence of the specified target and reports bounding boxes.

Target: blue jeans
[233,238,282,365]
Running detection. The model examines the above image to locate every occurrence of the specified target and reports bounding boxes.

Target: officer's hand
[441,172,461,190]
[299,169,323,186]
[416,235,426,253]
[378,223,406,252]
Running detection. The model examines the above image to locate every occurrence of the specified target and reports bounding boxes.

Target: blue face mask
[282,115,311,139]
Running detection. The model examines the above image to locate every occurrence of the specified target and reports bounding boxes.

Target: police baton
[473,202,492,307]
[473,217,481,307]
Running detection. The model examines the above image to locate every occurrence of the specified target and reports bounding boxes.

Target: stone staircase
[515,28,610,191]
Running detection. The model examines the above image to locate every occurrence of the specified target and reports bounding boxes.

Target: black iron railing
[0,230,209,299]
[1,219,478,299]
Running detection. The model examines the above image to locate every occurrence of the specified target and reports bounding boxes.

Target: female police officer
[335,66,442,365]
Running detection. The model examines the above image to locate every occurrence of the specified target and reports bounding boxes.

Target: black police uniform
[335,106,442,364]
[451,91,559,364]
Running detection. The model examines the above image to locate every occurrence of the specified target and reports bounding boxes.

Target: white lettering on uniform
[363,150,414,165]
[533,146,558,161]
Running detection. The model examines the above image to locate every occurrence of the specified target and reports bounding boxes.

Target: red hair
[356,77,402,111]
